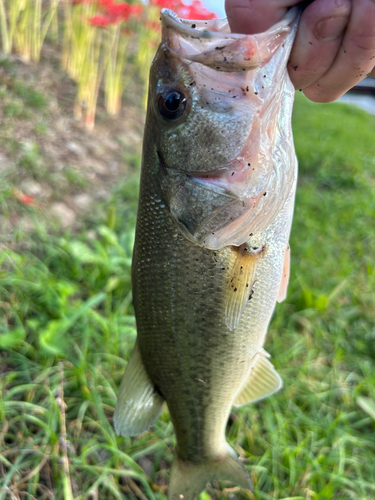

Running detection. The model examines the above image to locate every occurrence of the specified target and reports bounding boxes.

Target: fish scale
[134,179,242,455]
[114,7,299,499]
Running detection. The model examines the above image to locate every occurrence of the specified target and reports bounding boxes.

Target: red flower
[12,188,35,205]
[89,14,112,26]
[98,0,129,22]
[179,0,217,20]
[150,0,184,10]
[19,194,35,204]
[94,0,143,24]
[149,0,217,21]
[129,4,143,18]
[88,1,143,26]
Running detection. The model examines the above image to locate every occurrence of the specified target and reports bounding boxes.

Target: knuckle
[349,33,375,53]
[303,84,344,103]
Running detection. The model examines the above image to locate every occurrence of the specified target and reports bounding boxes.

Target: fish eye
[157,88,188,121]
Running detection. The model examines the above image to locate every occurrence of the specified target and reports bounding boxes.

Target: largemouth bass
[114,8,299,499]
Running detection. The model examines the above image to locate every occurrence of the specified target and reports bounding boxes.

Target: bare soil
[0,43,145,240]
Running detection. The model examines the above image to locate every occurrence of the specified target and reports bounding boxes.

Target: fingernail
[314,16,347,41]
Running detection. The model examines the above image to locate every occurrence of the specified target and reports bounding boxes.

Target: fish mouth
[156,140,273,250]
[160,9,233,40]
[163,164,245,201]
[188,168,255,197]
[160,7,299,72]
[159,152,295,251]
[160,8,298,40]
[155,9,300,249]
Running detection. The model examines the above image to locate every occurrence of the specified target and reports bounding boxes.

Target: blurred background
[0,1,374,499]
[201,0,225,17]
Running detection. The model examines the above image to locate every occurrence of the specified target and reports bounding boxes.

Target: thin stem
[0,0,10,54]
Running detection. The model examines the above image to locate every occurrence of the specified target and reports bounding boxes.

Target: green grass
[0,68,50,217]
[1,94,375,499]
[12,81,47,110]
[1,79,47,121]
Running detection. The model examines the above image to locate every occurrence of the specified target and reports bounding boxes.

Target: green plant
[1,97,375,499]
[0,0,59,61]
[62,1,142,129]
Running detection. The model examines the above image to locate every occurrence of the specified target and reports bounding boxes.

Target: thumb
[225,0,301,34]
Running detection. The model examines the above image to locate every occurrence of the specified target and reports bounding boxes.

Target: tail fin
[168,449,252,500]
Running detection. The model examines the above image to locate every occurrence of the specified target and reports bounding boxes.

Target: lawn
[1,72,375,500]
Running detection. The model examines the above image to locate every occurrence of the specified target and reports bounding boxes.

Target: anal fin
[277,244,290,303]
[225,244,262,331]
[113,343,164,437]
[234,349,282,407]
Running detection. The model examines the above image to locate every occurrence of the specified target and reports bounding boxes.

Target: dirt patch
[0,44,145,238]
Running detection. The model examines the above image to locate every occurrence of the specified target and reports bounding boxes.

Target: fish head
[146,8,299,250]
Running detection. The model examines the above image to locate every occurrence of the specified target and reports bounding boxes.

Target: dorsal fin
[234,349,282,407]
[225,244,262,331]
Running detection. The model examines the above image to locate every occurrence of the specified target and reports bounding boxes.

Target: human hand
[225,0,375,102]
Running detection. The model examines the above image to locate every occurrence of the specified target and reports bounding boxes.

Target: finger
[303,0,375,102]
[225,0,299,34]
[287,0,351,90]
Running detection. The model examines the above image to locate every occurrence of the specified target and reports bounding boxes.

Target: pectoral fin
[225,244,261,331]
[113,343,164,437]
[277,244,290,303]
[234,349,282,407]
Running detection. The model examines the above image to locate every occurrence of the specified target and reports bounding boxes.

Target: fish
[114,7,299,500]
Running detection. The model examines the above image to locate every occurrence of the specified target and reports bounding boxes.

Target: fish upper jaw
[160,7,299,73]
